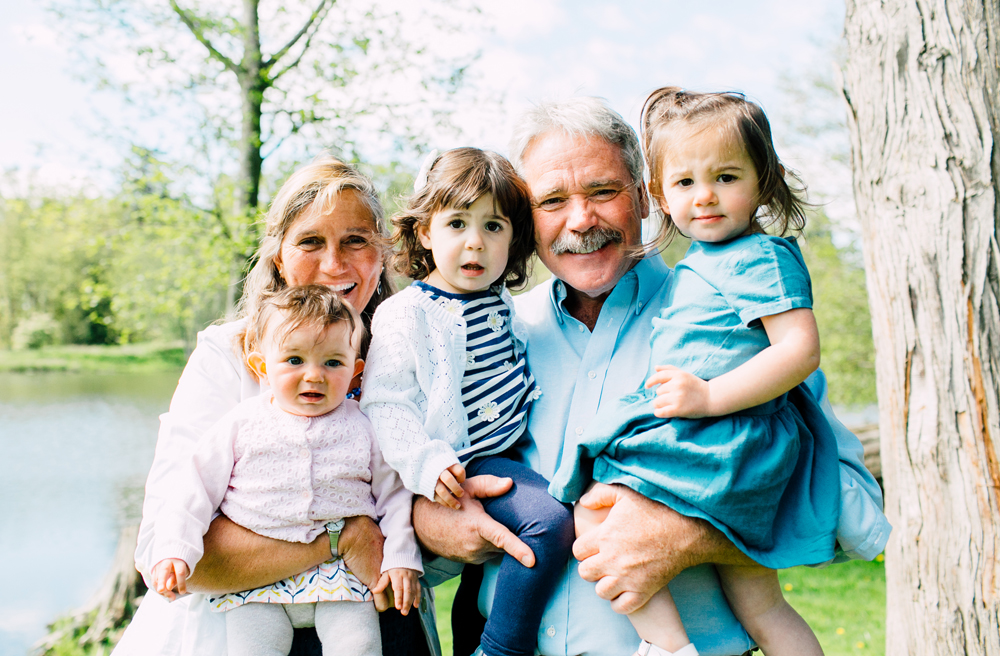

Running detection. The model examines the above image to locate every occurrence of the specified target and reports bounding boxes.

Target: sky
[2,0,852,218]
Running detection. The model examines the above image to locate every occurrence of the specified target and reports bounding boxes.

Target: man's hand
[645,365,713,418]
[573,483,752,614]
[434,463,467,510]
[413,474,535,567]
[152,558,190,601]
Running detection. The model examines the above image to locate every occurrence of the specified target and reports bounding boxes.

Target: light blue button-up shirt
[470,254,890,656]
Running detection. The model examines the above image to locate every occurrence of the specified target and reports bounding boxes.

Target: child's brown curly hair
[391,148,535,289]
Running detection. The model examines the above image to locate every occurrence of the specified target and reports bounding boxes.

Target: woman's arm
[187,514,384,596]
[646,307,820,418]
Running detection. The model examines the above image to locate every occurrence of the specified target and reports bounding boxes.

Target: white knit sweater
[360,284,527,500]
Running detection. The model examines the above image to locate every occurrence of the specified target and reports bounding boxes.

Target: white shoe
[633,640,699,656]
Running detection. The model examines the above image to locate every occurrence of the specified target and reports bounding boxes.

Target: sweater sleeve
[135,321,256,574]
[148,410,242,576]
[362,411,423,574]
[360,298,460,500]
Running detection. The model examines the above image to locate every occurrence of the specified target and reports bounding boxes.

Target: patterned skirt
[210,556,371,612]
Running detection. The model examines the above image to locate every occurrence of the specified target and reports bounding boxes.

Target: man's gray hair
[509,97,645,187]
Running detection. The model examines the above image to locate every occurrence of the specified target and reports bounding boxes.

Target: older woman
[116,158,436,656]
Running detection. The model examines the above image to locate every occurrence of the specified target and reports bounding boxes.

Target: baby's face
[257,320,361,417]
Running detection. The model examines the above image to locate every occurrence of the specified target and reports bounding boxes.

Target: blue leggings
[462,456,575,656]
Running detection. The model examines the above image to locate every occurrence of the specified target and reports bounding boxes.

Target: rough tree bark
[842,1,1000,654]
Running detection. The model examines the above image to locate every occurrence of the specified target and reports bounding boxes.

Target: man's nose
[565,196,599,232]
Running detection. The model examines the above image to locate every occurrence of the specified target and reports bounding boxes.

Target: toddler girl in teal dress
[549,87,840,656]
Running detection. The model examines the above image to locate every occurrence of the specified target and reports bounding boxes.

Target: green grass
[779,557,886,655]
[0,341,188,373]
[433,558,886,656]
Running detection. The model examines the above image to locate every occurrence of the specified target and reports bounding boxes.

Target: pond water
[0,371,181,656]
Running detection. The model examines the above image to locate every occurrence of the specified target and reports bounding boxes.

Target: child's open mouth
[300,392,325,400]
[462,264,483,271]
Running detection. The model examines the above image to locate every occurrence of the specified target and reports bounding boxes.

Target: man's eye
[535,197,565,210]
[718,174,737,183]
[591,188,620,201]
[287,356,303,365]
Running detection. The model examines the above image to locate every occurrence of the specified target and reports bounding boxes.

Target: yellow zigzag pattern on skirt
[210,557,372,611]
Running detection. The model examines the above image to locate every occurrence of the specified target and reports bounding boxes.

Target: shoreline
[0,342,189,374]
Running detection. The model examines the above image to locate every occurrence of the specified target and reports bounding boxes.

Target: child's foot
[634,640,699,656]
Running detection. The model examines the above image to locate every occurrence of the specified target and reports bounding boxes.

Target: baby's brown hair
[242,285,364,381]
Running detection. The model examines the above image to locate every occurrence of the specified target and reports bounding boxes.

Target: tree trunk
[842,1,1000,654]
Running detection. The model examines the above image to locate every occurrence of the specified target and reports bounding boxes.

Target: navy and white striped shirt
[414,281,538,464]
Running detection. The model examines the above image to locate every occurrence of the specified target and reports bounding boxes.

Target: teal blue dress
[548,235,840,569]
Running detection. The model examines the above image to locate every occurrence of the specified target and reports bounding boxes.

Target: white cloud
[10,22,61,48]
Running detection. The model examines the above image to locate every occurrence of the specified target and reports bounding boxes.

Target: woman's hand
[572,483,754,614]
[338,515,385,590]
[413,474,534,566]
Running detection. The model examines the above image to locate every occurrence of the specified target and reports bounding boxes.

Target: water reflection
[0,371,180,655]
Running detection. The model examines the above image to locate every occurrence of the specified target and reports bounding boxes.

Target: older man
[415,98,889,656]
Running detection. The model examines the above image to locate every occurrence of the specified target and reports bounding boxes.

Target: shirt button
[575,426,584,435]
[299,449,310,458]
[546,626,556,637]
[300,490,310,500]
[577,324,585,332]
[588,371,596,379]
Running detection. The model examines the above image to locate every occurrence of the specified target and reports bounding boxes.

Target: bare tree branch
[169,0,241,75]
[264,0,334,78]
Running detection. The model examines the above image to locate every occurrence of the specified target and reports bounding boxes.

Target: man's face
[521,132,648,300]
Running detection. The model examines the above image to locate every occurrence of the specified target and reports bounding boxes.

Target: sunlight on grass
[434,558,885,656]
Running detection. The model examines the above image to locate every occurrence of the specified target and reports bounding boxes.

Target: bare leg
[574,502,694,655]
[716,564,823,656]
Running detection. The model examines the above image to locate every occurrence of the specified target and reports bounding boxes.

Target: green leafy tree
[53,0,485,308]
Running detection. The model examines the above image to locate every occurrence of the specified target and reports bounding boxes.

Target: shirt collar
[548,253,670,324]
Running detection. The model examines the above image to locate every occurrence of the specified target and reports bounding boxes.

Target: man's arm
[186,515,384,597]
[573,483,755,614]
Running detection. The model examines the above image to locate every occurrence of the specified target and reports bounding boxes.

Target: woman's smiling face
[275,189,383,311]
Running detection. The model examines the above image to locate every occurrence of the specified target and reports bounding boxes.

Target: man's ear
[353,358,365,378]
[247,352,268,382]
[637,182,651,220]
[417,224,433,250]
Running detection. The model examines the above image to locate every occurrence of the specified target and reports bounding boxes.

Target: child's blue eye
[287,356,303,365]
[326,359,343,368]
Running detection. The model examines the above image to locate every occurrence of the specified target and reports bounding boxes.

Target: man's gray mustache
[550,228,624,255]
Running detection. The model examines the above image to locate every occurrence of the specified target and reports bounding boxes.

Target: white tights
[225,600,381,656]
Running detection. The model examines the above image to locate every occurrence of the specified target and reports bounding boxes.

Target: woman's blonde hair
[238,156,393,327]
